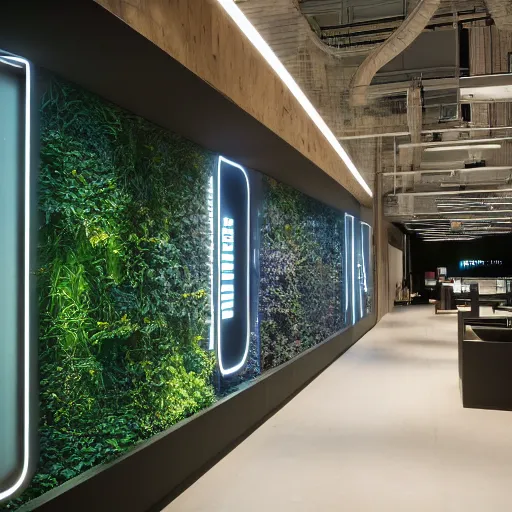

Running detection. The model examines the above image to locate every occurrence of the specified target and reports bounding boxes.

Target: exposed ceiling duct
[350,0,441,106]
[240,0,511,240]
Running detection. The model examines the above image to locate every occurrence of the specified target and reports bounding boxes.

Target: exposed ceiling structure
[238,0,512,241]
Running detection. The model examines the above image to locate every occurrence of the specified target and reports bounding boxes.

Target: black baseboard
[22,313,375,512]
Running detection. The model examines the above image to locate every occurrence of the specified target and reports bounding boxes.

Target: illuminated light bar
[344,214,356,325]
[437,203,512,207]
[216,156,250,376]
[360,222,371,317]
[404,217,512,222]
[435,210,512,214]
[399,137,512,149]
[0,52,34,503]
[208,176,215,350]
[216,0,372,198]
[423,237,477,242]
[391,188,512,197]
[424,144,501,152]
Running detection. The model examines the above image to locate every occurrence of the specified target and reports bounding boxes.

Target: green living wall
[2,77,351,510]
[259,178,345,370]
[3,78,217,509]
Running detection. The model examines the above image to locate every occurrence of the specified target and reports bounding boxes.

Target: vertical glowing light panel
[360,222,372,318]
[0,51,36,503]
[344,214,355,326]
[216,156,250,376]
[208,176,215,350]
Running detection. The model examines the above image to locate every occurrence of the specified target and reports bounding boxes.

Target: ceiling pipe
[389,188,512,197]
[398,137,512,149]
[349,0,441,106]
[406,219,512,223]
[425,144,501,152]
[405,219,512,223]
[438,203,512,207]
[404,209,512,214]
[394,217,512,223]
[402,216,512,221]
[436,196,512,199]
[419,161,466,169]
[440,181,508,187]
[436,197,512,203]
[410,227,512,232]
[338,126,512,141]
[420,229,511,233]
[382,166,512,176]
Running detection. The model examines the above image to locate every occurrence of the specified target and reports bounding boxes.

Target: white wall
[388,244,403,311]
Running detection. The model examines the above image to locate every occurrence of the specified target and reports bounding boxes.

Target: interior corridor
[165,306,512,512]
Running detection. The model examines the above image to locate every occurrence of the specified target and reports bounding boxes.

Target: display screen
[459,259,503,270]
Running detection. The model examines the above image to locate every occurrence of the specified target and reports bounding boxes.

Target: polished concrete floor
[164,306,512,512]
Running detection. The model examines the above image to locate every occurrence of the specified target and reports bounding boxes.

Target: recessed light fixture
[216,0,372,197]
[399,137,512,149]
[425,144,502,152]
[423,237,477,242]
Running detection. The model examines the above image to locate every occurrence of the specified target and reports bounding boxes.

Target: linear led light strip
[438,203,512,207]
[424,144,501,152]
[216,0,372,198]
[434,209,512,215]
[208,176,215,350]
[217,156,250,376]
[360,222,371,317]
[412,227,512,232]
[391,188,512,197]
[424,238,477,242]
[0,55,31,502]
[351,217,356,323]
[345,214,355,325]
[405,217,512,222]
[398,137,512,149]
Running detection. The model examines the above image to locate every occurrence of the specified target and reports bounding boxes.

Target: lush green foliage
[2,78,350,511]
[2,78,217,509]
[259,178,344,370]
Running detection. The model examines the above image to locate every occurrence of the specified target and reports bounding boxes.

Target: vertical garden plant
[258,178,344,371]
[3,77,217,508]
[2,76,349,511]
